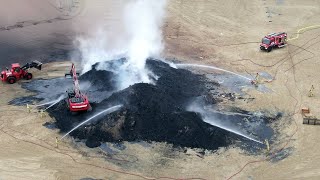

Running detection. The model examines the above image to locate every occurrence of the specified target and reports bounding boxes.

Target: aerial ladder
[65,63,91,112]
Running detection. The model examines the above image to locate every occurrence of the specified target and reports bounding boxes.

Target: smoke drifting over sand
[76,0,167,90]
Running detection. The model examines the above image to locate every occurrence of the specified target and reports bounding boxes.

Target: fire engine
[260,32,287,52]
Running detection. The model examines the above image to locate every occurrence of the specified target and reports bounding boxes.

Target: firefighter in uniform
[27,104,31,113]
[55,137,59,148]
[251,73,260,86]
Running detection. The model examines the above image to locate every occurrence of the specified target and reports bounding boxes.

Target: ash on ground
[11,59,280,151]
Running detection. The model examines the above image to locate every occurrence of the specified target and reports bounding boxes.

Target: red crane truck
[65,63,91,112]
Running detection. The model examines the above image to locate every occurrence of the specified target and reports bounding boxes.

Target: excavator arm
[65,63,81,97]
[21,60,42,71]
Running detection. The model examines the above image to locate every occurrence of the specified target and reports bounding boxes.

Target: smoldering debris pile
[45,59,234,149]
[13,59,277,150]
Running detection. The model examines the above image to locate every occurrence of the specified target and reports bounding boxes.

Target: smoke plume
[76,0,167,90]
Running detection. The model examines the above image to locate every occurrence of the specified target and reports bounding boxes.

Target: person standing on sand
[55,137,59,148]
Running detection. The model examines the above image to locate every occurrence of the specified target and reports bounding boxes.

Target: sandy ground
[1,0,320,179]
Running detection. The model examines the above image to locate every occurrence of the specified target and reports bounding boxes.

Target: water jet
[61,105,123,140]
[175,63,251,81]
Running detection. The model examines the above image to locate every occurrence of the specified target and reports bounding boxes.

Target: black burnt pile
[46,59,236,149]
[78,64,116,103]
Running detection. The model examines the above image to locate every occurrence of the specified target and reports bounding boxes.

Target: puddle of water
[276,0,284,5]
[20,77,113,103]
[112,142,126,150]
[259,71,273,79]
[206,72,273,94]
[8,96,43,106]
[204,110,274,152]
[21,78,71,103]
[43,122,57,129]
[128,140,152,148]
[270,147,293,162]
[99,143,118,155]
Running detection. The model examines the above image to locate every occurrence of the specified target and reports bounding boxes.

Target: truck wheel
[7,76,16,84]
[260,46,265,51]
[25,73,33,80]
[267,47,272,52]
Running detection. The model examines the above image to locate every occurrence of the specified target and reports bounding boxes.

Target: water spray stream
[35,95,64,107]
[175,64,251,81]
[60,105,123,140]
[44,100,60,111]
[35,100,59,107]
[43,96,64,110]
[205,118,263,144]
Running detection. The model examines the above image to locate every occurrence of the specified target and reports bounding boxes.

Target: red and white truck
[260,32,287,52]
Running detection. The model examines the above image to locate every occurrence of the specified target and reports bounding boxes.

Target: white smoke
[76,0,167,90]
[76,29,126,73]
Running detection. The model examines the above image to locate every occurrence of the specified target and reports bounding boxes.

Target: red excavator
[1,60,42,84]
[260,32,287,52]
[65,63,91,112]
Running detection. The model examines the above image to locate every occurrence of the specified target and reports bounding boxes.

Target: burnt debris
[12,59,277,150]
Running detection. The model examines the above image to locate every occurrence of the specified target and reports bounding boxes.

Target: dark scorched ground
[44,59,235,149]
[11,59,277,150]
